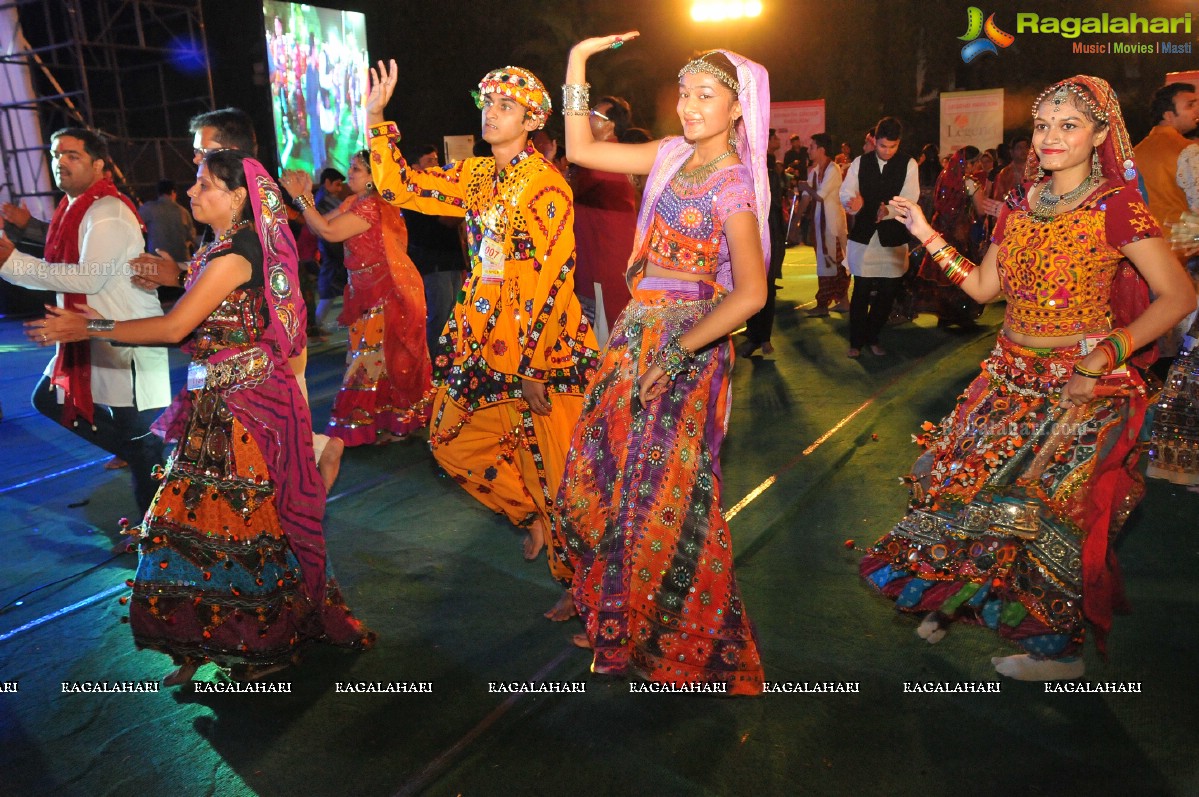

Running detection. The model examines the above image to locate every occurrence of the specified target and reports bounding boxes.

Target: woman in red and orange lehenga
[283,150,431,446]
[865,76,1194,681]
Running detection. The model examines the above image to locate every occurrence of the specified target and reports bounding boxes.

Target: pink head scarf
[243,157,307,360]
[630,50,772,287]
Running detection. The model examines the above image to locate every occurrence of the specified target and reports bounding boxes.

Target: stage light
[167,36,207,75]
[690,1,763,22]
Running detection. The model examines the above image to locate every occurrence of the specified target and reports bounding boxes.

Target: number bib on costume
[479,228,505,285]
[187,362,208,391]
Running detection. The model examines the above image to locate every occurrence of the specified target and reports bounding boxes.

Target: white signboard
[443,134,476,164]
[770,100,826,146]
[939,89,1004,155]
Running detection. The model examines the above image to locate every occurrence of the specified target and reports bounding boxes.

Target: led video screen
[263,1,368,173]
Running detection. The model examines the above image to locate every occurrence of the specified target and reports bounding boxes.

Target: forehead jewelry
[678,57,740,94]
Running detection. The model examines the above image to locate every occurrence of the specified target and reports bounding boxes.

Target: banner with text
[939,89,1004,155]
[770,100,826,147]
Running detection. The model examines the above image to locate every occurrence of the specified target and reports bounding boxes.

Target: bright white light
[690,1,763,22]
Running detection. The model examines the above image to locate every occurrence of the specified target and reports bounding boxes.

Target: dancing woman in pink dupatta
[548,35,770,694]
[35,150,374,685]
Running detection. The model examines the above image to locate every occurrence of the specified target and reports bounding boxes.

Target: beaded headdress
[678,52,741,94]
[472,66,551,130]
[1027,75,1136,186]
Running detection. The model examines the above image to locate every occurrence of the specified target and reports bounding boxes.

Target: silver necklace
[672,149,735,190]
[1030,175,1096,222]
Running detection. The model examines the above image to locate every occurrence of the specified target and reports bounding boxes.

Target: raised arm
[280,170,370,243]
[365,59,468,218]
[563,33,660,175]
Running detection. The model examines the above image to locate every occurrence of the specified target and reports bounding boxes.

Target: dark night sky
[27,0,1197,185]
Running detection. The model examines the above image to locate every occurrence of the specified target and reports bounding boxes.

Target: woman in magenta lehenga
[283,150,432,446]
[36,150,375,685]
[549,35,770,695]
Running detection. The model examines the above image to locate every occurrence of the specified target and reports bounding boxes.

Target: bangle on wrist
[561,82,590,115]
[1072,362,1105,378]
[920,232,940,250]
[292,194,315,212]
[659,333,695,378]
[1096,327,1133,368]
[86,318,115,333]
[177,267,187,287]
[930,244,976,286]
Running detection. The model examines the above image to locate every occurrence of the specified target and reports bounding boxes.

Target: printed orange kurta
[369,123,599,527]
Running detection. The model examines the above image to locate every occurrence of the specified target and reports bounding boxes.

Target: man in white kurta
[804,133,849,315]
[0,129,170,514]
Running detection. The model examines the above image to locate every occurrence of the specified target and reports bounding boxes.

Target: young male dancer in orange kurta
[366,60,599,562]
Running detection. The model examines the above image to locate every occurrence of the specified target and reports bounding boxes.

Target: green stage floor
[0,246,1195,797]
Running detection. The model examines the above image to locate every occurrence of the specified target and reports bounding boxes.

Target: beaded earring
[1090,151,1102,183]
[728,118,740,150]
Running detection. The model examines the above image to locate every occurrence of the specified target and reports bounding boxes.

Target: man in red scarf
[0,128,170,516]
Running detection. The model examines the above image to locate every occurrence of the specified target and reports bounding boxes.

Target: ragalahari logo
[959,7,1015,63]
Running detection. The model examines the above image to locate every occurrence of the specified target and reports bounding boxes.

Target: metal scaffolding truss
[0,0,215,204]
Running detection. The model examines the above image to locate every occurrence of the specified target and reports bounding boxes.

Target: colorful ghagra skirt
[550,276,764,695]
[132,364,374,672]
[327,293,430,446]
[860,335,1148,656]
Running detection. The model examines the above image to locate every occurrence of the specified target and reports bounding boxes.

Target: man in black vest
[839,117,919,357]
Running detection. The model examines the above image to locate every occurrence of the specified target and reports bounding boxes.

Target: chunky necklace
[195,220,251,263]
[1029,175,1096,222]
[672,148,735,190]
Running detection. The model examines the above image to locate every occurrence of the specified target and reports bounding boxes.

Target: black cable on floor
[0,550,128,614]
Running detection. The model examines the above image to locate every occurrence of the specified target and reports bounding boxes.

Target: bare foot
[847,348,861,359]
[163,662,199,686]
[831,302,850,313]
[104,457,128,470]
[571,633,592,649]
[761,340,774,355]
[544,590,577,621]
[869,344,887,356]
[318,437,345,492]
[915,612,950,644]
[992,654,1085,681]
[240,662,290,681]
[523,517,546,561]
[804,307,830,318]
